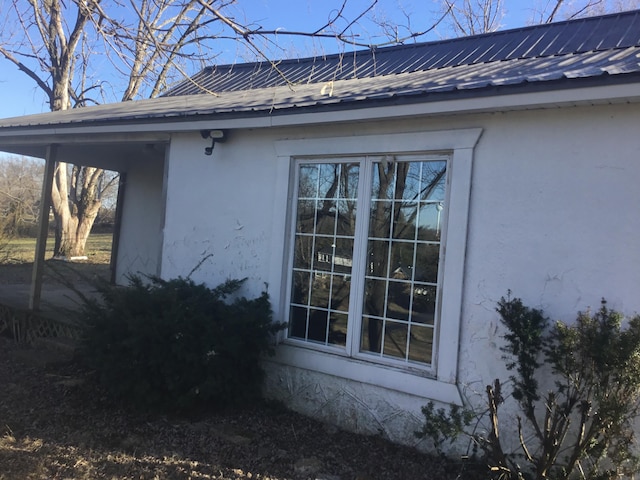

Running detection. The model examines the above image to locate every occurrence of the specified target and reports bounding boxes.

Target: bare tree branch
[441,0,505,37]
[0,44,52,98]
[545,0,565,22]
[1,0,394,256]
[536,0,639,24]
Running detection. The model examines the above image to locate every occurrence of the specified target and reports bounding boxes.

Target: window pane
[330,274,351,312]
[371,160,395,200]
[308,309,328,343]
[392,202,417,240]
[316,205,336,235]
[363,278,386,317]
[393,163,410,200]
[361,317,383,354]
[333,238,353,274]
[369,200,392,239]
[386,280,410,321]
[296,199,316,233]
[313,236,335,272]
[336,199,357,236]
[399,162,422,201]
[408,325,434,364]
[367,239,390,278]
[411,285,436,325]
[383,321,408,360]
[421,161,447,202]
[414,243,440,283]
[339,163,360,200]
[417,203,443,241]
[289,306,308,339]
[309,274,330,309]
[318,164,340,200]
[390,241,414,280]
[328,312,348,346]
[293,234,313,270]
[298,165,319,198]
[291,271,310,305]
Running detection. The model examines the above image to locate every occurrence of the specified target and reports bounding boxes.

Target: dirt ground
[0,335,490,480]
[0,262,486,479]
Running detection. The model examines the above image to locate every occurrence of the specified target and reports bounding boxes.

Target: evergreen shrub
[80,276,284,413]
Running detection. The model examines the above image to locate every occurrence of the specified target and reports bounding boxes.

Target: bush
[79,276,285,413]
[417,294,640,480]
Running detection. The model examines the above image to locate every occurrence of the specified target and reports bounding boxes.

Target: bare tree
[439,0,505,36]
[0,156,43,237]
[0,0,381,258]
[534,0,640,23]
[0,0,241,257]
[1,1,108,257]
[437,0,639,38]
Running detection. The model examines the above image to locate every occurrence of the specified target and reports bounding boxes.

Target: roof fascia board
[0,83,637,141]
[0,117,272,139]
[0,131,171,146]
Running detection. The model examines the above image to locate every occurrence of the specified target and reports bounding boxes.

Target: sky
[0,0,541,119]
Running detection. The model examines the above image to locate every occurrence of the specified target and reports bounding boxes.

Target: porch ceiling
[0,132,169,171]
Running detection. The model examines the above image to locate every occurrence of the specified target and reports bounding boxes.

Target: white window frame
[272,129,482,404]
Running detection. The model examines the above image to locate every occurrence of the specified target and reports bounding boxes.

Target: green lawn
[1,233,112,264]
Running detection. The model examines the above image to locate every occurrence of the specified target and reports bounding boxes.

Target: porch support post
[29,144,57,310]
[109,172,126,284]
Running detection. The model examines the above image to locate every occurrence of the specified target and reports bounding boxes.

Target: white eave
[0,82,638,150]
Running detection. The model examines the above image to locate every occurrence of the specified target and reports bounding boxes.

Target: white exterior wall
[161,131,280,293]
[461,106,640,390]
[160,103,640,448]
[115,155,165,283]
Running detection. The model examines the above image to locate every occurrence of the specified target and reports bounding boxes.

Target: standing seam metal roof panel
[602,13,637,47]
[154,10,640,98]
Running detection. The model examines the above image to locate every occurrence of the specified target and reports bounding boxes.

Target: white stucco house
[0,10,639,446]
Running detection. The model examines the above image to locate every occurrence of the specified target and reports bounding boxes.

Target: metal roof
[164,10,640,96]
[0,10,639,131]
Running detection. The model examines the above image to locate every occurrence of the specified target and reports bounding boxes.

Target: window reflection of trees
[290,162,359,348]
[290,157,447,367]
[363,158,446,365]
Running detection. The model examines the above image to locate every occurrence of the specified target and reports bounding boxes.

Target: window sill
[267,342,463,405]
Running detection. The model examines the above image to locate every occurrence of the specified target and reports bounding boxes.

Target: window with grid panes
[288,154,448,368]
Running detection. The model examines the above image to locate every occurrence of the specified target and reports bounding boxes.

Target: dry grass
[1,233,112,265]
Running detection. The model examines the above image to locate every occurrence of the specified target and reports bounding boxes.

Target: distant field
[1,233,112,264]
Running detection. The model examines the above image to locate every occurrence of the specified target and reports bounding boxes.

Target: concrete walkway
[0,262,107,322]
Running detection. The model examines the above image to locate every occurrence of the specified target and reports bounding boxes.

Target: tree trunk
[54,208,79,258]
[51,161,103,258]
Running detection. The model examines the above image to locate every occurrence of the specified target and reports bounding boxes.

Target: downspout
[29,144,57,310]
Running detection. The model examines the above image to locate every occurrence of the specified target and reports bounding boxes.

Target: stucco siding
[115,155,165,283]
[159,102,640,447]
[160,131,280,298]
[461,105,640,387]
